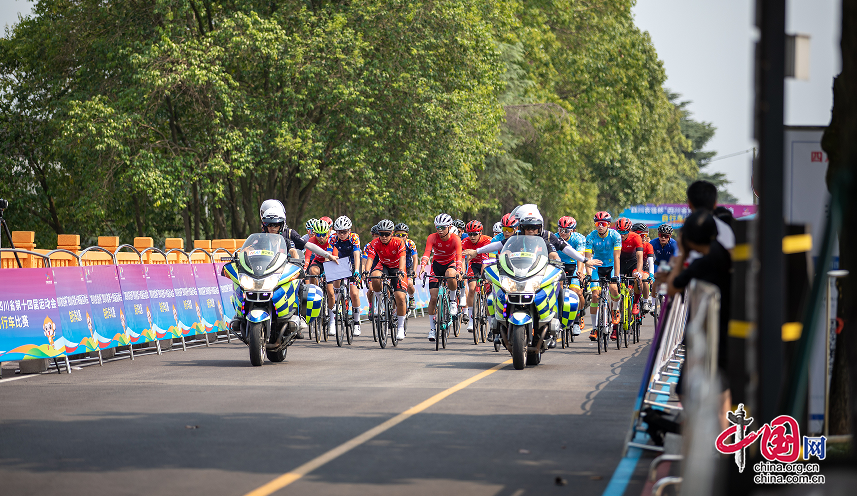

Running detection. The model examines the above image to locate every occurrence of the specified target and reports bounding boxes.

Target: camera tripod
[0,202,23,268]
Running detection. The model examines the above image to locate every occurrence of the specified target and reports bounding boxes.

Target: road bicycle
[308,272,329,344]
[562,274,590,349]
[423,273,460,351]
[594,275,614,355]
[333,276,360,347]
[466,274,490,345]
[365,273,405,349]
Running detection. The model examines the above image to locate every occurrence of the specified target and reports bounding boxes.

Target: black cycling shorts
[374,267,406,293]
[429,260,456,290]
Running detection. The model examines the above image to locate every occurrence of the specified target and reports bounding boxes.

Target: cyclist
[394,223,419,310]
[652,224,678,269]
[461,220,492,333]
[616,217,645,339]
[302,219,316,242]
[632,222,655,313]
[418,213,463,342]
[492,222,502,236]
[556,216,586,336]
[366,219,409,341]
[331,216,363,336]
[585,211,621,341]
[304,219,340,336]
[258,201,337,339]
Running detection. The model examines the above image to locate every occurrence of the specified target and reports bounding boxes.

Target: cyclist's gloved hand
[611,276,620,284]
[396,269,405,279]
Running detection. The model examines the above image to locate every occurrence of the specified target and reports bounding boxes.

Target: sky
[2,0,842,204]
[633,0,842,203]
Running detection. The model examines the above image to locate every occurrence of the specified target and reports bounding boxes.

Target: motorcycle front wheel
[249,322,265,366]
[511,324,527,370]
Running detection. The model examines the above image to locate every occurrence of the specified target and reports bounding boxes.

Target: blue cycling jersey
[403,238,418,271]
[585,229,622,267]
[557,232,586,264]
[650,238,678,265]
[331,233,361,269]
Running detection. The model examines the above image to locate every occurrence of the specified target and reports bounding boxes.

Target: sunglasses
[558,228,573,233]
[659,234,671,238]
[436,226,448,231]
[596,221,609,227]
[336,229,351,235]
[394,233,407,238]
[466,231,480,237]
[378,232,392,237]
[618,230,629,235]
[502,227,516,233]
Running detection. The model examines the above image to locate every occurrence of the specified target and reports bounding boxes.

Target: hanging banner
[617,203,757,227]
[116,264,157,344]
[143,264,181,339]
[192,263,227,333]
[83,265,130,349]
[0,268,64,362]
[52,266,106,354]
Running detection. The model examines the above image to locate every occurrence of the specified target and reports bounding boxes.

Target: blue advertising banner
[0,268,65,361]
[116,264,157,344]
[169,264,203,336]
[192,263,227,333]
[83,265,130,349]
[214,262,237,321]
[52,266,106,354]
[143,264,181,339]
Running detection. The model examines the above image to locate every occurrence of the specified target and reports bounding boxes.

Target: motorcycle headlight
[239,273,280,292]
[500,276,543,293]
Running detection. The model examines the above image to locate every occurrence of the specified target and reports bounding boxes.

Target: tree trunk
[192,181,201,242]
[182,207,192,249]
[132,194,145,237]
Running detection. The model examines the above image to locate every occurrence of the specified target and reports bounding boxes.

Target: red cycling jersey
[620,232,643,254]
[304,235,337,266]
[367,237,406,269]
[420,232,462,269]
[642,242,654,257]
[461,234,492,265]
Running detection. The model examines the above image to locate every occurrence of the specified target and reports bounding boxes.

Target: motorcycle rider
[256,200,339,339]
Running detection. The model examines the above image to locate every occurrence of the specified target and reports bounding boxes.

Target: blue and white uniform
[585,229,621,289]
[558,232,586,288]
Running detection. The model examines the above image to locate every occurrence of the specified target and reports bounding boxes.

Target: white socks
[590,312,597,328]
[430,314,436,331]
[397,315,405,329]
[467,307,473,318]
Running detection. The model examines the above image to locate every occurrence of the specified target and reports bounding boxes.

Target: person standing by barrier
[659,209,732,430]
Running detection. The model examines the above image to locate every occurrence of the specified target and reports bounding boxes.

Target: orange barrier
[1,232,240,269]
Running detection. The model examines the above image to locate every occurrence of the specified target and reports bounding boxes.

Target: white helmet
[434,213,453,228]
[333,216,352,231]
[515,204,543,231]
[260,199,285,220]
[449,226,460,236]
[492,222,502,234]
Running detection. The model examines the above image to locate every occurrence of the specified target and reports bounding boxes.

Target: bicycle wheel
[479,296,488,343]
[472,295,481,345]
[313,315,321,344]
[436,291,447,351]
[596,301,603,355]
[623,295,629,348]
[388,288,398,348]
[377,296,388,349]
[345,298,353,346]
[335,292,345,347]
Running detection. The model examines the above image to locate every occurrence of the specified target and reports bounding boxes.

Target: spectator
[686,180,735,254]
[661,209,733,430]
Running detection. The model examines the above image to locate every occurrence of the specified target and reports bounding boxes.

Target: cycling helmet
[377,219,395,232]
[516,204,544,232]
[465,220,483,233]
[370,224,380,236]
[333,216,352,231]
[616,218,633,233]
[593,211,612,223]
[394,222,409,233]
[500,213,518,228]
[453,219,466,231]
[305,218,317,231]
[557,216,577,229]
[658,224,673,236]
[492,222,502,234]
[632,222,648,235]
[320,216,333,226]
[434,213,453,228]
[260,199,286,222]
[309,218,331,235]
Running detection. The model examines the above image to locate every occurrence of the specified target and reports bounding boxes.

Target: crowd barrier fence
[1,242,437,372]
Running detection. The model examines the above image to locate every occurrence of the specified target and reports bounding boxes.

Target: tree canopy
[1,0,700,248]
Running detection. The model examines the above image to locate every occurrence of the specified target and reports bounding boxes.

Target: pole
[825,270,849,437]
[756,0,786,426]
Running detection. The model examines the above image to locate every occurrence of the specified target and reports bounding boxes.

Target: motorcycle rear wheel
[249,322,264,366]
[511,324,526,370]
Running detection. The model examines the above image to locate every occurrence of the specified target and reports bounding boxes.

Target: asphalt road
[0,315,655,496]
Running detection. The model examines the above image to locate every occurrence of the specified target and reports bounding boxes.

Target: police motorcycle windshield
[238,233,289,277]
[499,235,549,279]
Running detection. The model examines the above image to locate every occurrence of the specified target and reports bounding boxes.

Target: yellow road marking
[242,358,514,496]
